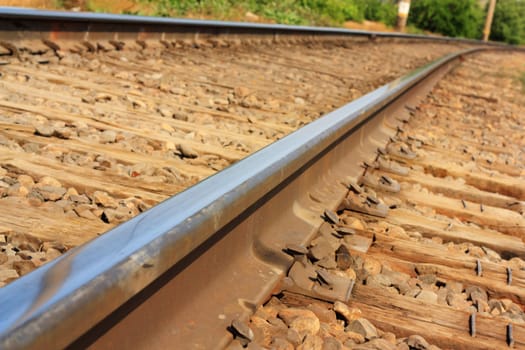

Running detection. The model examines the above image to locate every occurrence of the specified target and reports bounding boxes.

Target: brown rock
[45,248,62,260]
[334,301,361,323]
[418,274,436,285]
[446,292,470,309]
[17,175,34,188]
[12,260,36,276]
[465,286,486,301]
[414,264,438,275]
[0,269,19,282]
[363,257,381,276]
[470,290,488,304]
[297,334,323,350]
[93,191,118,208]
[234,86,251,98]
[396,343,410,350]
[406,335,430,349]
[74,205,98,220]
[286,328,303,347]
[489,300,505,315]
[267,316,287,330]
[346,318,378,340]
[8,232,41,252]
[70,194,91,204]
[307,303,336,324]
[270,337,294,350]
[35,124,55,137]
[54,127,72,139]
[508,257,525,271]
[382,332,396,344]
[354,338,396,350]
[481,246,501,262]
[290,315,320,337]
[250,316,274,345]
[467,246,485,258]
[177,143,199,158]
[7,184,29,197]
[309,237,334,261]
[37,176,62,188]
[322,337,343,350]
[36,186,66,201]
[345,331,365,344]
[317,255,338,269]
[336,244,352,270]
[366,274,392,288]
[100,130,117,144]
[446,281,463,294]
[416,290,438,304]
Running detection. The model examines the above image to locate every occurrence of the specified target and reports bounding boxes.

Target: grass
[133,0,398,27]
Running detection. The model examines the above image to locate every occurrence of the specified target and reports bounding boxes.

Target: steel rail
[0,45,496,349]
[0,7,509,46]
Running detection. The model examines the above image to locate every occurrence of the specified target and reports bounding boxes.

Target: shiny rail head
[0,47,490,349]
[0,6,511,47]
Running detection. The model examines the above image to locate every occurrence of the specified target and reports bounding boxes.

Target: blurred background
[0,0,523,44]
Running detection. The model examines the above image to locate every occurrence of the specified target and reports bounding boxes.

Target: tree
[408,0,484,39]
[490,0,525,44]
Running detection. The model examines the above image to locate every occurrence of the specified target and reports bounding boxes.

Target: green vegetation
[490,0,525,45]
[140,0,398,27]
[408,0,484,39]
[68,0,525,45]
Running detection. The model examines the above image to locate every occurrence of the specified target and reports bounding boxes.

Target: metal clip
[469,313,476,337]
[342,192,388,218]
[386,142,417,160]
[476,259,482,277]
[507,324,514,347]
[359,173,400,193]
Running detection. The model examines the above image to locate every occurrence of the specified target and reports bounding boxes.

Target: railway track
[0,8,523,350]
